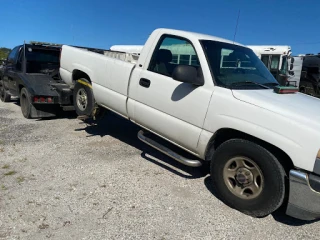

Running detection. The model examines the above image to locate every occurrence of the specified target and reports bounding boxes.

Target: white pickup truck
[60,28,320,221]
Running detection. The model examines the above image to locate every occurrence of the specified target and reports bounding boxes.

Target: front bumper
[286,170,320,220]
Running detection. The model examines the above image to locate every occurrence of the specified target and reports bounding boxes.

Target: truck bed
[60,45,138,117]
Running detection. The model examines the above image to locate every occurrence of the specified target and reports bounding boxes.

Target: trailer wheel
[20,88,32,119]
[0,79,11,102]
[73,78,95,116]
[210,139,286,218]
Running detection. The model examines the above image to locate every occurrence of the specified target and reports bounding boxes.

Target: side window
[148,36,200,77]
[7,47,19,64]
[261,55,270,68]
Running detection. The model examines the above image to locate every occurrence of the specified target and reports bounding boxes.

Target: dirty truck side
[60,28,320,221]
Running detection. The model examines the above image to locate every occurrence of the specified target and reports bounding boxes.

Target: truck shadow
[75,112,208,179]
[203,176,318,226]
[12,101,78,120]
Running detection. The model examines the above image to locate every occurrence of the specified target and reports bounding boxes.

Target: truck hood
[232,89,320,130]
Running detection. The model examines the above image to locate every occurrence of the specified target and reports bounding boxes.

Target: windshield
[200,40,279,89]
[280,56,288,75]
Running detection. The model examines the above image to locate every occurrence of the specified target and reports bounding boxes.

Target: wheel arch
[19,84,24,93]
[205,128,294,174]
[72,69,91,84]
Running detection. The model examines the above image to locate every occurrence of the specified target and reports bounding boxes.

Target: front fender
[202,88,319,172]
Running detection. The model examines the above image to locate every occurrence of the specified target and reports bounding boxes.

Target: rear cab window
[25,46,60,73]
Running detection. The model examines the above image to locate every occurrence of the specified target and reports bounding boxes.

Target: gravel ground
[1,100,320,240]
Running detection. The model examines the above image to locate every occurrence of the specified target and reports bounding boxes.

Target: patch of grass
[1,185,7,190]
[4,170,17,176]
[0,140,4,145]
[2,164,10,169]
[17,176,25,183]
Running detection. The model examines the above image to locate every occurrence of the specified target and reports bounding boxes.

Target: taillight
[33,96,54,103]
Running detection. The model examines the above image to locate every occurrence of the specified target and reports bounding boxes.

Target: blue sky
[1,0,320,55]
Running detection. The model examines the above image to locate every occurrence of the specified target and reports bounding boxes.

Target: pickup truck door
[130,35,213,154]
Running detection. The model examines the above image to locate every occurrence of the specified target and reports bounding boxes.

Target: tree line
[0,48,11,60]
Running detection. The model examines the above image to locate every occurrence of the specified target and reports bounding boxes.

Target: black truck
[0,41,73,118]
[298,54,320,97]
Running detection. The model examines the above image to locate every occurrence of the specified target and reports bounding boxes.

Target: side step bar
[137,130,202,167]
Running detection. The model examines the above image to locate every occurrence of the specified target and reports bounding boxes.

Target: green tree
[0,48,11,60]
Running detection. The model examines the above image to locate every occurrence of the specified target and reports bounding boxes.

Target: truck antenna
[233,10,240,44]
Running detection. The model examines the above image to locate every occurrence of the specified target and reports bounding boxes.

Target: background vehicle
[294,54,320,97]
[277,53,320,97]
[248,45,291,81]
[60,28,320,221]
[0,41,74,118]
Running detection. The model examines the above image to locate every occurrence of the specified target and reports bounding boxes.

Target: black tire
[20,88,32,119]
[73,78,95,116]
[0,79,11,102]
[210,139,286,218]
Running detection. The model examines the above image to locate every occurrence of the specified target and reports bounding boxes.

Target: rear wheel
[20,88,32,119]
[0,79,11,102]
[73,78,95,116]
[210,139,286,218]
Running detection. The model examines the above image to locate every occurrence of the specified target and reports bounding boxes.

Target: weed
[2,164,10,169]
[4,170,17,176]
[17,176,25,183]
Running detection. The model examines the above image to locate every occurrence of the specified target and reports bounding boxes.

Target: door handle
[139,78,151,88]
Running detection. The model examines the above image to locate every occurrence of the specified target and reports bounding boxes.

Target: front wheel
[73,78,95,116]
[210,139,286,218]
[0,79,11,102]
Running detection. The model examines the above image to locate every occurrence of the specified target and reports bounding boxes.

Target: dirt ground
[1,100,320,240]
